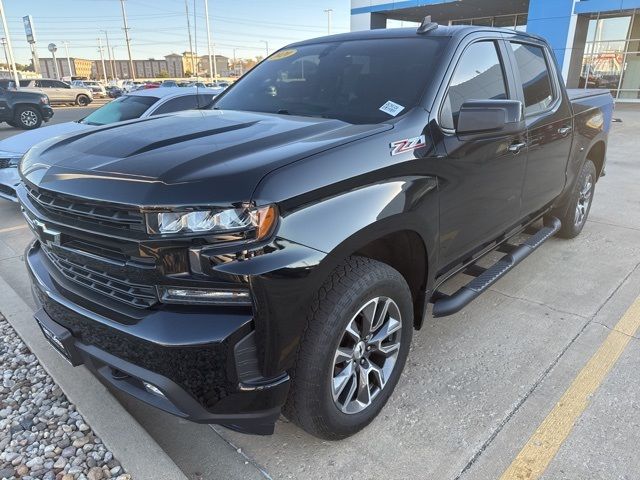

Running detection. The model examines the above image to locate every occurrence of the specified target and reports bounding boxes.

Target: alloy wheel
[331,296,402,414]
[575,173,593,227]
[20,110,38,127]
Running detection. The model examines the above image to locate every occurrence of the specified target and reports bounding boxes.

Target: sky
[1,0,351,65]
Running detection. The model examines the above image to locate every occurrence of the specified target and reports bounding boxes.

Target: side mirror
[456,100,524,136]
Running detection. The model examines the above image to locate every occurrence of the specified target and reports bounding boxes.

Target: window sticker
[268,49,298,61]
[379,100,405,117]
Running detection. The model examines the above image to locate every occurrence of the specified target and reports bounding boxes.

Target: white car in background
[0,87,219,201]
[71,80,107,97]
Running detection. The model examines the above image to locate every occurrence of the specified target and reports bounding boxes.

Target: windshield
[214,37,447,124]
[80,95,158,125]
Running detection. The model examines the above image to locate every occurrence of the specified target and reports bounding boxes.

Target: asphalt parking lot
[0,103,639,480]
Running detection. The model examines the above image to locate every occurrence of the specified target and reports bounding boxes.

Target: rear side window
[151,95,199,115]
[440,41,508,130]
[509,43,555,115]
[19,80,30,87]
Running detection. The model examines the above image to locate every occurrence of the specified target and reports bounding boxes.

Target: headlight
[40,96,49,105]
[146,204,277,240]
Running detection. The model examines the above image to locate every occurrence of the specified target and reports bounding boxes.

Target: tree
[184,69,192,77]
[157,70,169,78]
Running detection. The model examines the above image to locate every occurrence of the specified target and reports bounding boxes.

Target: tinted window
[55,81,70,88]
[440,41,508,130]
[39,80,55,88]
[80,95,158,125]
[19,80,30,87]
[151,94,199,115]
[510,43,555,115]
[214,37,448,124]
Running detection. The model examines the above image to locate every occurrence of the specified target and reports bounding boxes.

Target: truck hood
[22,109,391,206]
[0,121,90,156]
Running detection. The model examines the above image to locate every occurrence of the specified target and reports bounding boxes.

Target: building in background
[197,54,230,78]
[39,57,92,79]
[93,55,186,80]
[350,0,640,102]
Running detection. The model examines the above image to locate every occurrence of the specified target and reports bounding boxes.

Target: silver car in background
[71,80,107,98]
[0,87,219,201]
[19,78,93,106]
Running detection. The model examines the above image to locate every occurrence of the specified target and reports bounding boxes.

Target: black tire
[14,106,42,130]
[6,120,17,127]
[284,256,413,440]
[76,95,90,106]
[555,159,597,239]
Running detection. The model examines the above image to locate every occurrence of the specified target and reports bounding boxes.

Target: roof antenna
[417,15,438,34]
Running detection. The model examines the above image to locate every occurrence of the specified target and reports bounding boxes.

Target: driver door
[434,38,527,270]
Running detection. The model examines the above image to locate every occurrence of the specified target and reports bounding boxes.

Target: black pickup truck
[0,79,54,129]
[18,23,612,440]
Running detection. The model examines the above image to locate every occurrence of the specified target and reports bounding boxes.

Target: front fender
[217,176,438,376]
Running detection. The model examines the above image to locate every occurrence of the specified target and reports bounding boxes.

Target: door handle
[508,142,527,154]
[558,126,572,136]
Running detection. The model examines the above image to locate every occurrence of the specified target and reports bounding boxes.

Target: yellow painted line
[0,224,28,234]
[501,295,640,480]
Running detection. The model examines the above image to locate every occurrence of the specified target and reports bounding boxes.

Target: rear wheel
[284,256,413,440]
[14,106,42,130]
[76,94,90,106]
[555,159,597,238]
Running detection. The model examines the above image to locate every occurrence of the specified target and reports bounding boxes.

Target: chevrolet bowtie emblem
[34,219,61,246]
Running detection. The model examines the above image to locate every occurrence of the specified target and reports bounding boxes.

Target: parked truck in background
[18,22,612,440]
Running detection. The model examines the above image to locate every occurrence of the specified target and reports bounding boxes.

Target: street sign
[23,15,36,44]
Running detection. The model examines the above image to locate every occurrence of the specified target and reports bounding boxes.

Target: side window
[39,80,54,88]
[151,95,199,115]
[509,42,555,115]
[440,41,508,130]
[56,81,70,89]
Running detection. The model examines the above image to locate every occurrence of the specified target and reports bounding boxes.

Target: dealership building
[351,0,640,101]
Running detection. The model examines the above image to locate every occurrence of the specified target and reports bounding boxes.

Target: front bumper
[26,240,290,434]
[42,105,54,121]
[0,167,19,202]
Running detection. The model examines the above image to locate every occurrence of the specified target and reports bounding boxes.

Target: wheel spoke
[359,298,378,338]
[334,346,353,365]
[332,362,354,401]
[369,317,401,355]
[356,365,371,405]
[368,362,386,390]
[345,319,361,342]
[371,297,391,332]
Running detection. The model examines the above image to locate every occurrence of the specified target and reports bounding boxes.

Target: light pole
[120,0,135,80]
[261,40,269,58]
[97,38,107,82]
[62,41,72,78]
[233,48,243,76]
[0,38,8,69]
[0,1,20,89]
[111,46,119,79]
[324,8,333,35]
[48,43,60,80]
[101,30,115,80]
[204,0,216,82]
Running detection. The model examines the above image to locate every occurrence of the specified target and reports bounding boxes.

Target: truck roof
[290,25,546,47]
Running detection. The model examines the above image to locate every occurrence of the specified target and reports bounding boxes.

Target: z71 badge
[389,135,426,156]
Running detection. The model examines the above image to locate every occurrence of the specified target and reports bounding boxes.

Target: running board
[431,217,561,318]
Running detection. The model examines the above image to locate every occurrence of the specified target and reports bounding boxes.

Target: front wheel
[555,159,597,238]
[14,106,42,130]
[284,256,413,440]
[76,94,90,106]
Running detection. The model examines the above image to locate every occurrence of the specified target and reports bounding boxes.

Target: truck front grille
[26,184,146,232]
[42,245,158,309]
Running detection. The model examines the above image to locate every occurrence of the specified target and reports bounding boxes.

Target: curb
[0,274,188,480]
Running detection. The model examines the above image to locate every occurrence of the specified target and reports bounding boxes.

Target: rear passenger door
[37,80,61,102]
[506,40,573,215]
[435,38,528,268]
